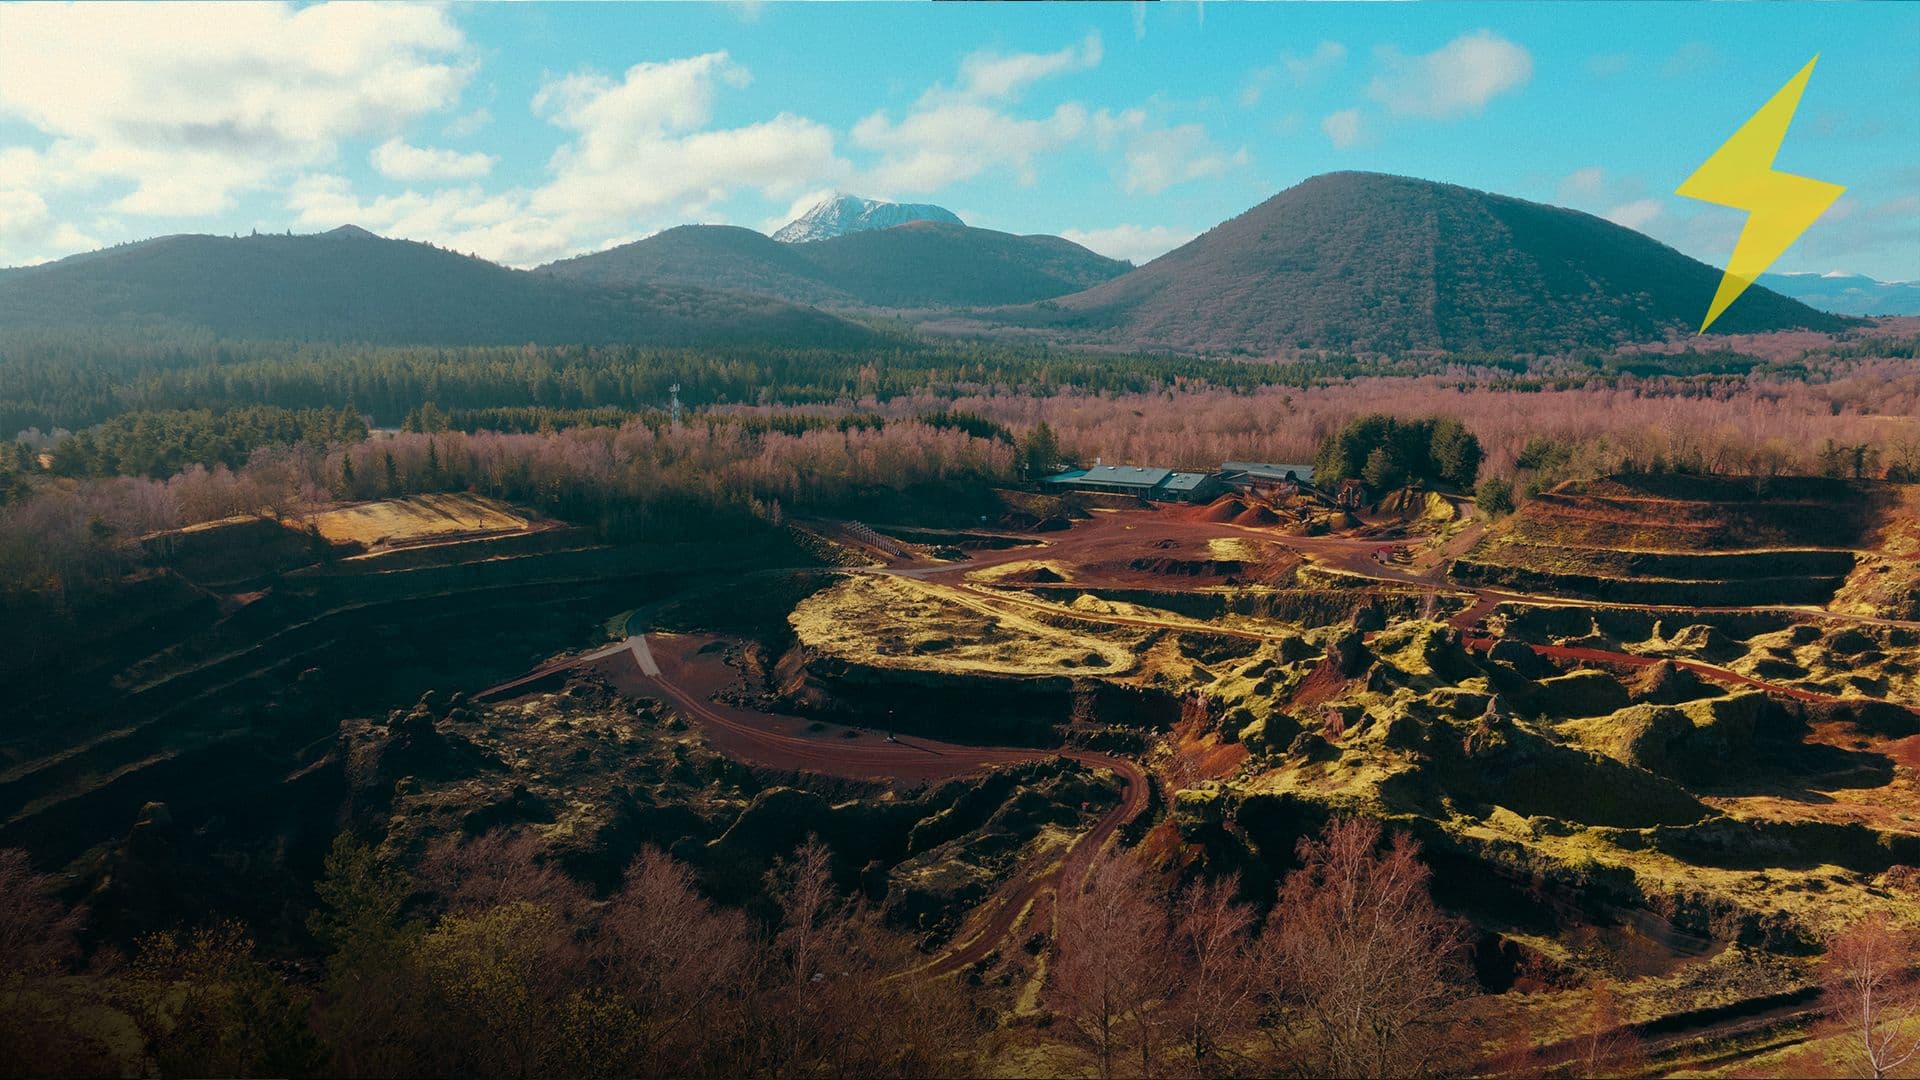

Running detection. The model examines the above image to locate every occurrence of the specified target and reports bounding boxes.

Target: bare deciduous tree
[572,848,756,1076]
[1268,816,1467,1079]
[417,828,586,918]
[0,849,114,1075]
[761,836,980,1078]
[1567,979,1643,1079]
[1168,873,1260,1077]
[1825,913,1920,1080]
[1050,845,1172,1079]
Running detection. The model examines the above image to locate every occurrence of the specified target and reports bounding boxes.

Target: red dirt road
[483,631,1149,974]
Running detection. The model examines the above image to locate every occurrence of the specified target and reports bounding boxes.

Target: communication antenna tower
[668,383,683,426]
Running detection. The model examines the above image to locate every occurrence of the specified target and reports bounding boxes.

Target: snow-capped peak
[770,195,964,244]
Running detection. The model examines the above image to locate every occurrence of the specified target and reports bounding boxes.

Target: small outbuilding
[1161,472,1222,503]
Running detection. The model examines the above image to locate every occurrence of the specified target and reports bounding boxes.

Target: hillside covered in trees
[997,172,1852,353]
[0,227,876,348]
[540,221,1130,309]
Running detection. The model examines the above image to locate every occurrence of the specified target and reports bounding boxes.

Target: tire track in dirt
[479,631,1150,973]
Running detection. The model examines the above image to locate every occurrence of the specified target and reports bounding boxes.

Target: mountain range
[988,172,1847,352]
[769,194,962,243]
[0,225,875,347]
[0,173,1862,352]
[539,220,1130,309]
[1759,271,1920,317]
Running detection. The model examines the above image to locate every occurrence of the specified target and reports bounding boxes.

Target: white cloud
[1241,41,1347,107]
[1321,108,1370,149]
[1604,198,1664,232]
[1367,30,1532,119]
[854,102,1089,193]
[443,108,493,139]
[296,51,852,266]
[761,187,841,234]
[1555,167,1663,234]
[1551,167,1672,237]
[531,53,843,223]
[1285,41,1349,86]
[853,37,1237,197]
[372,138,496,182]
[0,2,472,218]
[1558,165,1609,203]
[288,173,571,268]
[0,188,98,266]
[851,39,1108,194]
[957,32,1101,101]
[1059,224,1195,265]
[1116,124,1245,194]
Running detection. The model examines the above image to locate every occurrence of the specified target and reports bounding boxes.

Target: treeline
[1,817,1497,1079]
[0,417,1015,602]
[46,406,367,480]
[0,332,1401,435]
[16,326,1897,440]
[1,836,977,1078]
[1313,414,1482,490]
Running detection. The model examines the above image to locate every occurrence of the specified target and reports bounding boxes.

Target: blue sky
[0,1,1914,277]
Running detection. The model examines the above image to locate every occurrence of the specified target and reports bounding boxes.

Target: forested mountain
[0,226,875,347]
[1760,272,1920,316]
[1001,172,1851,353]
[770,194,963,243]
[539,221,1130,309]
[539,226,857,307]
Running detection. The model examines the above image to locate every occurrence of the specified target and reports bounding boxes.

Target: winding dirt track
[478,631,1149,973]
[471,505,1917,981]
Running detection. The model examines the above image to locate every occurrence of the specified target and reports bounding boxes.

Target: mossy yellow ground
[791,575,1136,676]
[299,492,528,546]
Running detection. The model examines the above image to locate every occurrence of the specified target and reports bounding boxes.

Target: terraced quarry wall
[0,515,820,916]
[1452,475,1889,606]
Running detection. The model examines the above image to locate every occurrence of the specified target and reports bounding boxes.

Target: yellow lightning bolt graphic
[1676,55,1846,334]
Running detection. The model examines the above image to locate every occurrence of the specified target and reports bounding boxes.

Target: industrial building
[1220,461,1315,487]
[1037,463,1241,504]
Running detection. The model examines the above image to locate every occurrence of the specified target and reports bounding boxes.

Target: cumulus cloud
[854,35,1236,197]
[1557,165,1609,204]
[443,108,493,139]
[0,2,472,217]
[1286,41,1350,86]
[531,52,844,223]
[296,51,851,266]
[1555,166,1666,236]
[853,101,1090,193]
[1241,41,1347,107]
[1604,198,1665,232]
[1367,30,1532,119]
[1321,108,1370,149]
[288,173,573,268]
[1059,223,1196,265]
[850,37,1105,194]
[1115,124,1246,194]
[0,187,98,266]
[957,32,1101,101]
[372,139,496,182]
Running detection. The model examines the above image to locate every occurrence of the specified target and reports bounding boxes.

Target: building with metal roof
[1039,465,1228,503]
[1041,464,1173,497]
[1161,472,1222,503]
[1220,461,1316,487]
